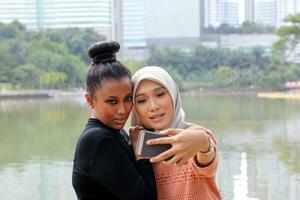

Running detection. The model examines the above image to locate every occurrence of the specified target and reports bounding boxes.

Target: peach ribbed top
[153,142,222,200]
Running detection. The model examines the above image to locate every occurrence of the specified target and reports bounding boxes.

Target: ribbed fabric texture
[153,142,222,200]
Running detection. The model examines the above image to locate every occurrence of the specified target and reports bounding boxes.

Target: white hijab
[131,66,192,129]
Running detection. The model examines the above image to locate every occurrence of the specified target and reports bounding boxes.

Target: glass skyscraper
[0,0,116,39]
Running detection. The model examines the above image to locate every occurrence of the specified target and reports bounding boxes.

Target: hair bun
[88,41,120,64]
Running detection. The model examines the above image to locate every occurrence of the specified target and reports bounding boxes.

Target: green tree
[0,20,25,41]
[26,35,86,87]
[12,64,40,88]
[147,45,190,78]
[217,66,232,78]
[123,59,145,73]
[217,23,238,34]
[45,28,105,63]
[274,14,300,60]
[241,21,275,34]
[0,21,105,89]
[40,72,67,89]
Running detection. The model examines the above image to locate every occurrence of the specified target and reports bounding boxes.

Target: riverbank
[181,87,274,96]
[1,88,267,99]
[0,89,84,99]
[3,88,299,100]
[182,88,300,99]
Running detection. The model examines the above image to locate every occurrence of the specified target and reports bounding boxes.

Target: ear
[85,92,94,108]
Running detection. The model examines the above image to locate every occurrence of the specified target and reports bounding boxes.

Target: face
[86,77,133,130]
[134,80,174,130]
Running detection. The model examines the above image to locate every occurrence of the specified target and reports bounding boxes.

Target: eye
[157,92,165,97]
[106,99,117,105]
[136,99,146,104]
[126,95,133,101]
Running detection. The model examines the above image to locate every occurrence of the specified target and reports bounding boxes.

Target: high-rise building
[205,0,240,27]
[251,0,300,27]
[111,0,123,46]
[122,0,146,49]
[122,0,201,50]
[145,0,200,44]
[276,0,300,27]
[204,0,300,28]
[0,0,39,28]
[244,0,255,22]
[0,0,121,40]
[254,0,277,26]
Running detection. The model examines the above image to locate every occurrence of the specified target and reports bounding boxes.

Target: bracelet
[199,137,214,155]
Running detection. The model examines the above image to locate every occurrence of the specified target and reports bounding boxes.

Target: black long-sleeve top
[72,118,157,200]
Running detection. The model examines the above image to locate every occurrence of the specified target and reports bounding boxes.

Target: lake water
[0,94,299,200]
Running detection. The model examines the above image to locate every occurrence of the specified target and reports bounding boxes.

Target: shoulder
[76,126,115,155]
[82,126,110,142]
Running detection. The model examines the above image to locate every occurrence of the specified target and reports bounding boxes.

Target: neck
[90,109,97,119]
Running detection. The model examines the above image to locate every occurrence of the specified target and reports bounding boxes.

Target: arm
[90,137,157,200]
[188,126,217,167]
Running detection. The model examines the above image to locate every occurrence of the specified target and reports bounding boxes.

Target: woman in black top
[72,41,157,200]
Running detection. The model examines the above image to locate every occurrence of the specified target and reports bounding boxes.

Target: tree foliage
[0,21,105,89]
[274,14,300,60]
[203,21,275,34]
[147,43,299,90]
[1,19,299,91]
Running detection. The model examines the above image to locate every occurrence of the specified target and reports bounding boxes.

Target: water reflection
[182,94,300,200]
[233,152,258,200]
[0,98,88,167]
[0,158,75,200]
[0,95,300,200]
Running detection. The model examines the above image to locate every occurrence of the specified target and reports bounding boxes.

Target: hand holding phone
[135,130,172,158]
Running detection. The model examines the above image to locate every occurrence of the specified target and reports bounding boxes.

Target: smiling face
[134,79,174,130]
[86,77,133,130]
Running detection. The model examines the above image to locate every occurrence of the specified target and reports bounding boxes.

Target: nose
[149,97,159,112]
[117,102,126,115]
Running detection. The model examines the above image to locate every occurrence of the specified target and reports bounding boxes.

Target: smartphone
[136,130,172,158]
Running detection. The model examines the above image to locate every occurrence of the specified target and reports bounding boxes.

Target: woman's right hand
[146,128,215,166]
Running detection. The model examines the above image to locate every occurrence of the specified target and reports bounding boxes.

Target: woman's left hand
[147,128,210,167]
[129,126,146,160]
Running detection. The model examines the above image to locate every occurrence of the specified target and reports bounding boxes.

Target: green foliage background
[0,15,300,91]
[0,21,105,89]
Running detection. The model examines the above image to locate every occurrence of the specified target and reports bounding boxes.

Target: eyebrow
[135,86,165,98]
[106,92,132,99]
[106,96,117,99]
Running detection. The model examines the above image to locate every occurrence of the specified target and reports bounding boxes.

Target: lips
[149,113,165,122]
[114,118,126,124]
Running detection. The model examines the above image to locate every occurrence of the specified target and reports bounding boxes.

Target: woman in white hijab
[130,66,222,200]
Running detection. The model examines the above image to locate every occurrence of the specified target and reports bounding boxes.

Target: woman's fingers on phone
[160,129,184,136]
[146,136,173,145]
[150,149,174,163]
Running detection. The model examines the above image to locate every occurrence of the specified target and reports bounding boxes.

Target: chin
[148,123,167,131]
[113,124,125,130]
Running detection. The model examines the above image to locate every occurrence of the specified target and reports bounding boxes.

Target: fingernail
[146,141,151,145]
